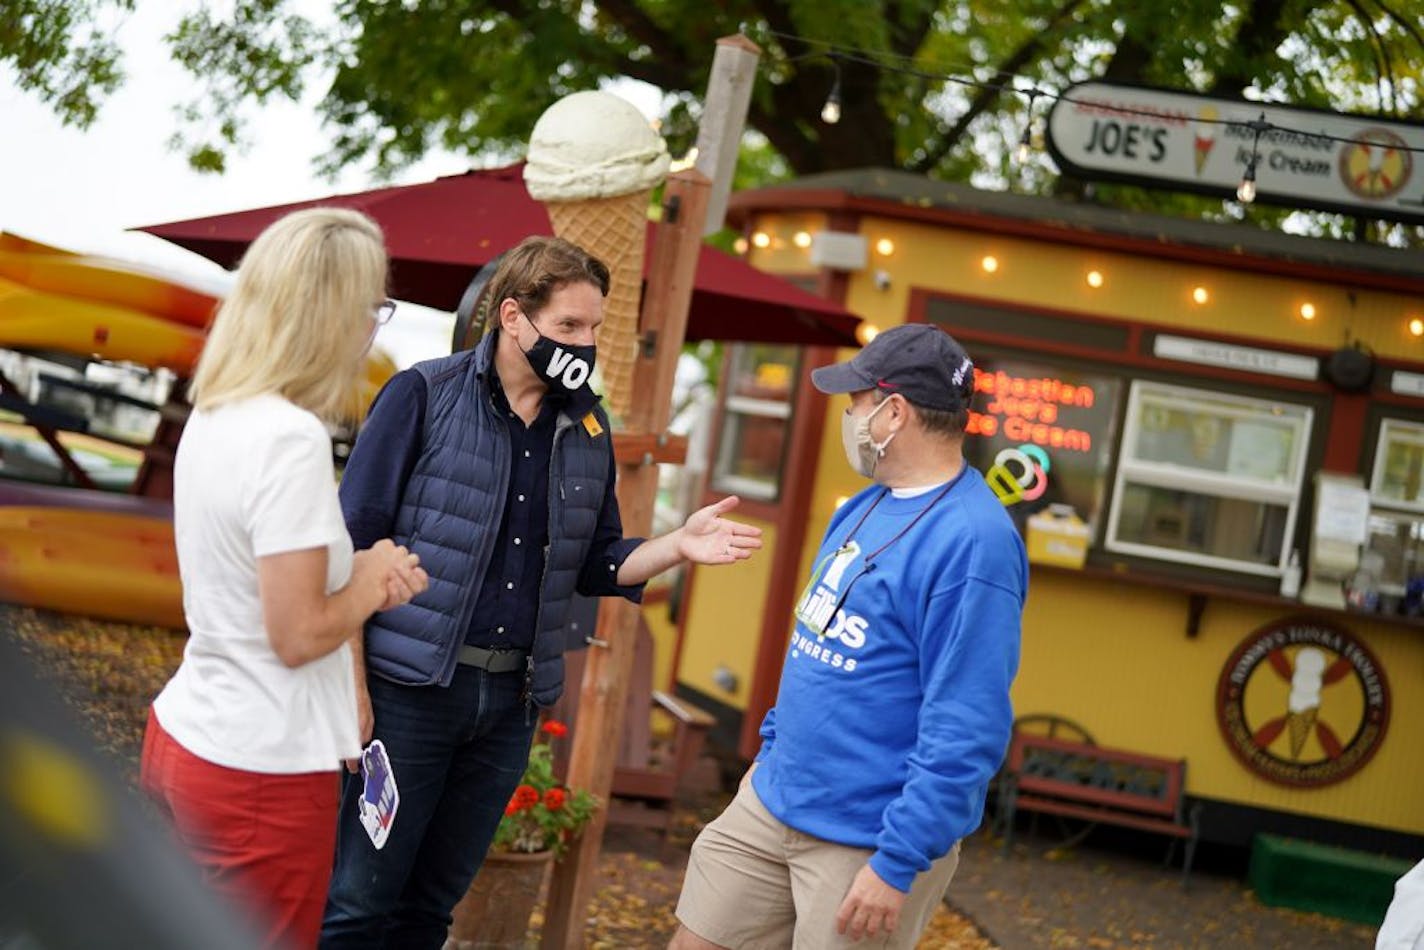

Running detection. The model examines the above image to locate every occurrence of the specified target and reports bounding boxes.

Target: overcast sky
[0,2,660,367]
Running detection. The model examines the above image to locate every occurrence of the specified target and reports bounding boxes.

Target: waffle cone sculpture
[525,92,670,418]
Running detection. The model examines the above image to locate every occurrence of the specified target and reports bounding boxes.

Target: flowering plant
[491,720,598,857]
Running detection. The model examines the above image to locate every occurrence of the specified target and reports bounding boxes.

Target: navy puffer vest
[361,334,611,706]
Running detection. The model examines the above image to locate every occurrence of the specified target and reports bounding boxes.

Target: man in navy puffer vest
[321,237,761,949]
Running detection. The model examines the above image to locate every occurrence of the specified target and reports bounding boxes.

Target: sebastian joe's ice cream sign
[1046,81,1424,225]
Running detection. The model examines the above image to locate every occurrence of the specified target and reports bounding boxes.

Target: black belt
[456,645,527,674]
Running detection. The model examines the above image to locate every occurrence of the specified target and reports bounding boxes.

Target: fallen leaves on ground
[11,604,1376,950]
[5,604,185,782]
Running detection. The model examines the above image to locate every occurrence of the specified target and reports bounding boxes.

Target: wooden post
[695,35,762,236]
[540,169,713,949]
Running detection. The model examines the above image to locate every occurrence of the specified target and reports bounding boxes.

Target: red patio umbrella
[137,164,860,347]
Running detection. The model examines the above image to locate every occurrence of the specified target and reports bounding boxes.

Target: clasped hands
[355,538,429,611]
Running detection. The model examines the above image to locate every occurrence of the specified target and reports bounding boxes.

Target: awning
[138,164,860,347]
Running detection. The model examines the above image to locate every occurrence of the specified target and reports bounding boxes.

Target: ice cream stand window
[1106,381,1314,575]
[1363,419,1424,612]
[711,343,799,502]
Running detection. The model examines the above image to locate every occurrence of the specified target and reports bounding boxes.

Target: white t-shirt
[153,394,360,773]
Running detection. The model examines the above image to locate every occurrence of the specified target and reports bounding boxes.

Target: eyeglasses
[373,299,397,326]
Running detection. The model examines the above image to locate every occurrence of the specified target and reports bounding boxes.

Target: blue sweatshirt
[752,465,1027,892]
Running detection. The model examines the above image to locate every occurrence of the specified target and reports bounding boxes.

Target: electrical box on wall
[810,231,868,271]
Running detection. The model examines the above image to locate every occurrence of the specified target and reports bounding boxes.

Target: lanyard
[802,478,956,639]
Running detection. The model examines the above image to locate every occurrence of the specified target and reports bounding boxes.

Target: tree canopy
[6,0,1423,239]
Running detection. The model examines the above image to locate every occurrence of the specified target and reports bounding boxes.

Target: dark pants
[319,666,536,949]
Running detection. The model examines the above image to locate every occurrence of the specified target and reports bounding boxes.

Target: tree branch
[1344,0,1397,114]
[1208,0,1289,98]
[910,0,1085,175]
[1368,0,1424,57]
[740,0,898,172]
[483,0,691,91]
[884,0,938,61]
[598,0,684,63]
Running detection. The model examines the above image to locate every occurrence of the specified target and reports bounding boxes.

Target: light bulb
[793,231,812,249]
[751,231,771,249]
[1086,270,1104,288]
[1299,302,1316,321]
[981,255,999,273]
[1237,177,1257,203]
[1410,318,1424,338]
[821,64,842,125]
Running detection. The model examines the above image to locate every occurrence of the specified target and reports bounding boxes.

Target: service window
[1369,419,1424,512]
[1363,418,1424,602]
[961,357,1124,538]
[710,343,799,502]
[1106,381,1313,575]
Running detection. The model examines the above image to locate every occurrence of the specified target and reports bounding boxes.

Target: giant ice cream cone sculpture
[524,92,670,418]
[1286,647,1327,760]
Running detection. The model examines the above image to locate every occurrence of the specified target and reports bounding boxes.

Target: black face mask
[521,313,597,394]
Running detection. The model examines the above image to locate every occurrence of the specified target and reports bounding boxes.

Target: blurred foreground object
[0,630,261,949]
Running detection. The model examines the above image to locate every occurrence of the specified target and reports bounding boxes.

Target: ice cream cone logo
[1283,647,1325,759]
[1192,106,1219,176]
[1338,128,1412,200]
[1216,619,1391,789]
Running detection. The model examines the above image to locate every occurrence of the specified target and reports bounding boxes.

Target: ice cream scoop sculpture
[525,91,670,417]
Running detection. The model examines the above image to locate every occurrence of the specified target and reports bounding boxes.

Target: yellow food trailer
[662,168,1424,856]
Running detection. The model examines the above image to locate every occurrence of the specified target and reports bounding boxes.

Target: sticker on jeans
[357,740,399,850]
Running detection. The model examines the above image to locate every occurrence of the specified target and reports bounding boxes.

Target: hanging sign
[1153,334,1319,380]
[1046,82,1424,224]
[1216,617,1389,788]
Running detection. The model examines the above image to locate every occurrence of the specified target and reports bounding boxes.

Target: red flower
[504,802,521,817]
[544,787,567,810]
[541,720,569,738]
[511,784,540,809]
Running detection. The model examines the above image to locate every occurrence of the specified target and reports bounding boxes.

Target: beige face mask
[840,398,895,478]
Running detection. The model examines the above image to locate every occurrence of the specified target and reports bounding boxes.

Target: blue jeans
[320,666,536,949]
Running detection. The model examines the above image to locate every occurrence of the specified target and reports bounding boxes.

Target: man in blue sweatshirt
[671,323,1026,949]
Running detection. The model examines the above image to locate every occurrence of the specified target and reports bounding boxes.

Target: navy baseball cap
[811,324,975,412]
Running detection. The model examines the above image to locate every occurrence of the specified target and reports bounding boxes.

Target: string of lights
[755,28,1424,205]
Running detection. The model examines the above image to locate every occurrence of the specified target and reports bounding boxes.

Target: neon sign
[967,371,1096,452]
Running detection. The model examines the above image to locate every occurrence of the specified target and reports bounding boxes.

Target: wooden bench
[999,733,1202,884]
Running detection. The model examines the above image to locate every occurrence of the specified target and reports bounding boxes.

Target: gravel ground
[4,602,1381,948]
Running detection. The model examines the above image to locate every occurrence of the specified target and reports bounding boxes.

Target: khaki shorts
[675,773,960,949]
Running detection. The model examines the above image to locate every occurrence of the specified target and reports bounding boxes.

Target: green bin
[1248,833,1413,926]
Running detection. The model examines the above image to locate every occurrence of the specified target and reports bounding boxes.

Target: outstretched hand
[678,496,763,565]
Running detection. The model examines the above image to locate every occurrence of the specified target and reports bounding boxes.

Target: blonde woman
[141,208,428,950]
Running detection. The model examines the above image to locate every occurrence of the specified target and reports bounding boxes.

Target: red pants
[140,710,339,950]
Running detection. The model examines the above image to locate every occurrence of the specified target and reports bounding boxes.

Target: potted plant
[445,720,597,950]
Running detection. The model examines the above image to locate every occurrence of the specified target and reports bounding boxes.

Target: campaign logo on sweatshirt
[791,540,867,672]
